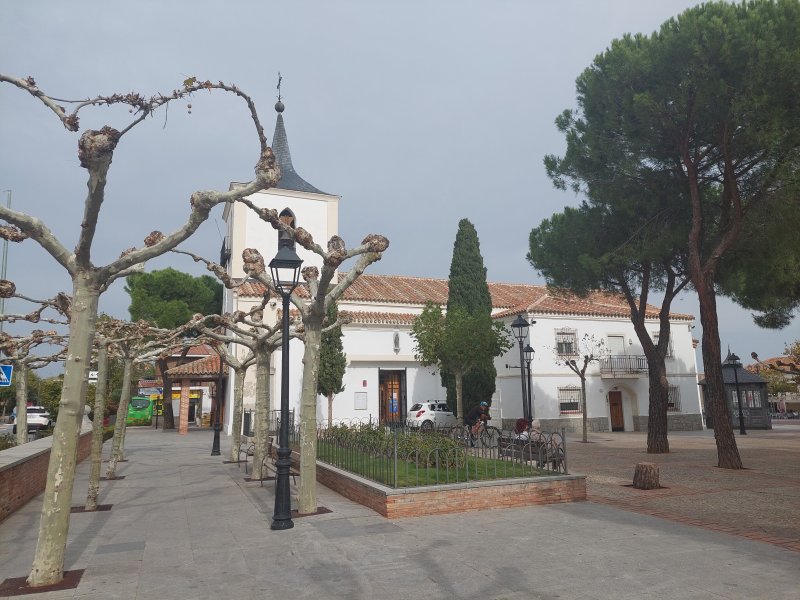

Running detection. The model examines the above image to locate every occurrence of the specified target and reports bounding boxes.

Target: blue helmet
[480,401,488,407]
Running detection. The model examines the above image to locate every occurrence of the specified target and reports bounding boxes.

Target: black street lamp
[510,315,530,424]
[723,352,747,436]
[523,344,535,426]
[210,353,225,456]
[269,243,303,531]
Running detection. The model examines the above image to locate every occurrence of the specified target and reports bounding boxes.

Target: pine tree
[442,219,496,416]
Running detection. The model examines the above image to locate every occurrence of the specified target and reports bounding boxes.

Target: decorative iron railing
[315,423,567,489]
[599,355,648,375]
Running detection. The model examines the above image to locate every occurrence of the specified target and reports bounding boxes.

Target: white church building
[220,102,704,434]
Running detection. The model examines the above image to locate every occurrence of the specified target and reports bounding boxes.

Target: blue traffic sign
[0,364,13,387]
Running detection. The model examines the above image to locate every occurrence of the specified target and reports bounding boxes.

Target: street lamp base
[271,518,295,530]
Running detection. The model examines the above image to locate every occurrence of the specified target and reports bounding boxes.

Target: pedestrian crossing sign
[0,364,12,387]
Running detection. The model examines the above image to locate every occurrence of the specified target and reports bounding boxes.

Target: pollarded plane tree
[104,321,199,480]
[541,1,800,468]
[175,248,324,475]
[558,333,605,444]
[237,200,389,514]
[173,249,280,471]
[529,203,691,454]
[0,73,279,587]
[0,330,67,445]
[0,289,70,444]
[188,308,278,474]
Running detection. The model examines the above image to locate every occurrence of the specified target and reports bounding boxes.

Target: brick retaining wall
[0,430,92,523]
[315,461,586,518]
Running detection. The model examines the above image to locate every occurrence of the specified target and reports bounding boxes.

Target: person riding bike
[464,401,490,435]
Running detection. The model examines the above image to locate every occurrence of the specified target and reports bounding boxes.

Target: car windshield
[28,408,47,414]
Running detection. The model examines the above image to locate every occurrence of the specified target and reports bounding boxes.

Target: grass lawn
[318,441,552,488]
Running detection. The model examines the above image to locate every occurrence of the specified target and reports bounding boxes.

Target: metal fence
[315,423,567,489]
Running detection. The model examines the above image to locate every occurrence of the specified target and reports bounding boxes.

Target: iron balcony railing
[600,354,648,376]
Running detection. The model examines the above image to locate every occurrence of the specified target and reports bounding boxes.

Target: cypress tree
[442,219,496,415]
[318,302,346,426]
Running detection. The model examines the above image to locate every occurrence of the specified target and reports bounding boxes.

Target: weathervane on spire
[275,72,285,113]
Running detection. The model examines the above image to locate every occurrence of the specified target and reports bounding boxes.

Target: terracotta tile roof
[167,344,215,357]
[166,354,228,378]
[340,310,419,326]
[234,274,694,321]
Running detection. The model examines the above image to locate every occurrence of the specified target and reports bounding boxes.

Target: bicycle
[451,419,500,448]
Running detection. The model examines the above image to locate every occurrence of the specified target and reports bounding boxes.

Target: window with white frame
[667,385,681,412]
[735,389,762,408]
[652,331,674,358]
[558,386,582,414]
[555,328,578,357]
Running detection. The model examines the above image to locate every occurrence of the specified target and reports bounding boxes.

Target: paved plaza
[0,425,797,599]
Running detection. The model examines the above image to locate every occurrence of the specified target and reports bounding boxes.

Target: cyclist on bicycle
[464,401,490,435]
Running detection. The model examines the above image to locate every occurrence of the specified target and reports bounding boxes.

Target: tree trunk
[106,357,132,479]
[228,365,247,463]
[85,341,108,510]
[15,364,27,445]
[298,322,321,515]
[633,462,660,489]
[28,280,99,587]
[697,282,743,469]
[157,357,175,430]
[646,359,670,454]
[251,346,271,479]
[455,372,464,426]
[580,377,588,443]
[327,392,334,428]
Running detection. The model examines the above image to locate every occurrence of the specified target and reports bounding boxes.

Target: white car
[12,406,52,434]
[407,402,457,430]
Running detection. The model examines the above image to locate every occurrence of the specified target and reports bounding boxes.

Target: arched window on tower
[278,208,296,249]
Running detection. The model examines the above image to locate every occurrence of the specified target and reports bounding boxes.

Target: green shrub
[0,433,16,450]
[102,426,115,442]
[126,418,152,427]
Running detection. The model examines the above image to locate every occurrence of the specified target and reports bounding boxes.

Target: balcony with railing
[599,355,649,378]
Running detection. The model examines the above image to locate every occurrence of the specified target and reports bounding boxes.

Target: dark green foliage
[446,219,492,315]
[125,268,223,328]
[442,219,498,414]
[0,433,16,450]
[718,197,800,328]
[318,302,346,399]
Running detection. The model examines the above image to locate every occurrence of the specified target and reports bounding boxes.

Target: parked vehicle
[12,406,52,434]
[126,396,153,424]
[406,401,457,430]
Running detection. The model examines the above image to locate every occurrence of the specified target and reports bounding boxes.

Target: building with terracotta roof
[219,102,703,434]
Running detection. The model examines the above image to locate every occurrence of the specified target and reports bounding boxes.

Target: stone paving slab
[0,426,798,599]
[565,422,800,552]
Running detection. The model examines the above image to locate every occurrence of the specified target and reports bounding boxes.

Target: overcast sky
[1,0,797,368]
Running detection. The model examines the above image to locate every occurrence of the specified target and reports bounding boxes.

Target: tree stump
[632,462,660,490]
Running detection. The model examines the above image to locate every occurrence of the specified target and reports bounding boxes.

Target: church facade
[220,104,704,434]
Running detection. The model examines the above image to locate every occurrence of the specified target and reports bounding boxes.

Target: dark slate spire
[271,101,327,195]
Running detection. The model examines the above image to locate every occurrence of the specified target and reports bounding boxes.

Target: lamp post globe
[269,243,303,530]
